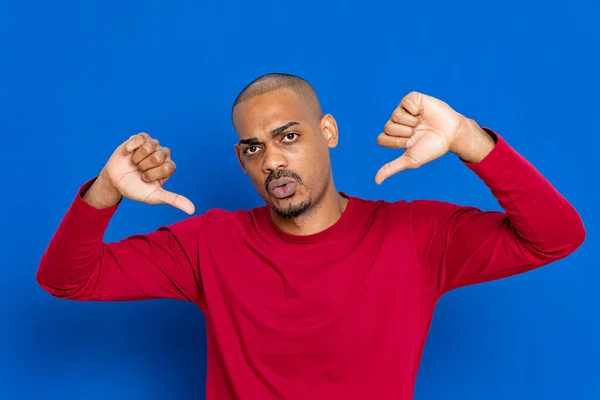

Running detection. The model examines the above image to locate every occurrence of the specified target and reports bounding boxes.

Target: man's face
[232,87,338,219]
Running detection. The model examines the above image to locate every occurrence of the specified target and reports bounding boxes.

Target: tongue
[272,182,297,199]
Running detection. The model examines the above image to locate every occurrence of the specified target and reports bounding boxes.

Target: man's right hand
[83,132,195,215]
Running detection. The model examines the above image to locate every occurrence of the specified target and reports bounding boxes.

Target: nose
[262,147,288,174]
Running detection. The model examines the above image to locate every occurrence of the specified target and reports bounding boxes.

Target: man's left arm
[376,92,585,296]
[412,121,585,295]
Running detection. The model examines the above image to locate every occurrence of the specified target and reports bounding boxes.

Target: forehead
[232,88,313,139]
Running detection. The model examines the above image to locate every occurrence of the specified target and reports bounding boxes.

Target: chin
[271,193,312,219]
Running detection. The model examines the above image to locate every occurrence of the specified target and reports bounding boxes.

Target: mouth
[268,177,298,199]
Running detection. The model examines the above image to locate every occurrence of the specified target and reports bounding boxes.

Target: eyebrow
[239,121,299,146]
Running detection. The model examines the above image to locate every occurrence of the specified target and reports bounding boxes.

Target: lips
[268,177,297,199]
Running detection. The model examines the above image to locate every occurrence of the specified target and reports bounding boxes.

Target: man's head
[231,73,339,219]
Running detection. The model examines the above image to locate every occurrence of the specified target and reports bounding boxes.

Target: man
[37,73,585,399]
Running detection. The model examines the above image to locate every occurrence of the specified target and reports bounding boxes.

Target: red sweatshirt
[37,131,585,399]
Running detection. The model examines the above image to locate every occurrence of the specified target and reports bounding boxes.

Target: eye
[244,145,260,155]
[282,133,299,143]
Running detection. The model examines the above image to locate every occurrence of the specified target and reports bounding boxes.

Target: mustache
[265,169,303,192]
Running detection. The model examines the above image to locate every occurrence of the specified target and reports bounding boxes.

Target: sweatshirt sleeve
[36,179,204,305]
[409,129,585,297]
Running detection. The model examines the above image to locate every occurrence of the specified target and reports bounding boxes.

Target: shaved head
[231,73,324,123]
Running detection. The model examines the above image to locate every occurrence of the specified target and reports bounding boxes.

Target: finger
[384,120,414,137]
[391,107,420,127]
[131,139,160,165]
[141,160,176,182]
[137,147,171,172]
[400,92,423,116]
[375,154,419,184]
[123,132,151,154]
[377,133,410,149]
[152,188,195,215]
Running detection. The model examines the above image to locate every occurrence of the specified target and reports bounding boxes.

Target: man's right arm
[36,132,204,305]
[36,177,204,304]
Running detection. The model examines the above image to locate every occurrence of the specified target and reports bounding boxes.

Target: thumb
[375,154,417,184]
[151,187,196,215]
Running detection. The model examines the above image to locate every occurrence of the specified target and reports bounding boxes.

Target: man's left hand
[375,92,495,184]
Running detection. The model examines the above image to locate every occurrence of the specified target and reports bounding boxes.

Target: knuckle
[141,142,155,154]
[147,140,159,150]
[384,120,394,132]
[382,137,392,147]
[162,162,175,175]
[135,132,149,143]
[152,152,164,163]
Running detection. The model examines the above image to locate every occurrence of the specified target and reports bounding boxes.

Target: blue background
[1,0,598,398]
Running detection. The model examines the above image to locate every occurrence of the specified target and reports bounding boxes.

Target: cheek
[293,153,326,185]
[242,162,266,187]
[287,152,310,176]
[249,170,266,187]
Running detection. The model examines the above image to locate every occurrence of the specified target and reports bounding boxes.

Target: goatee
[273,198,312,219]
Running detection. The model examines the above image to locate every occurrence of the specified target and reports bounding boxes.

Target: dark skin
[232,87,349,235]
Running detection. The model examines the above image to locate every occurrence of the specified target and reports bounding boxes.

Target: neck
[270,184,348,236]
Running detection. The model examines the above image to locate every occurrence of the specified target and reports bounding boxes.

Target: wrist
[82,169,122,209]
[450,118,496,163]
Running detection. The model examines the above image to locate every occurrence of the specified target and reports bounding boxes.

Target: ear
[319,114,339,148]
[235,144,248,175]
